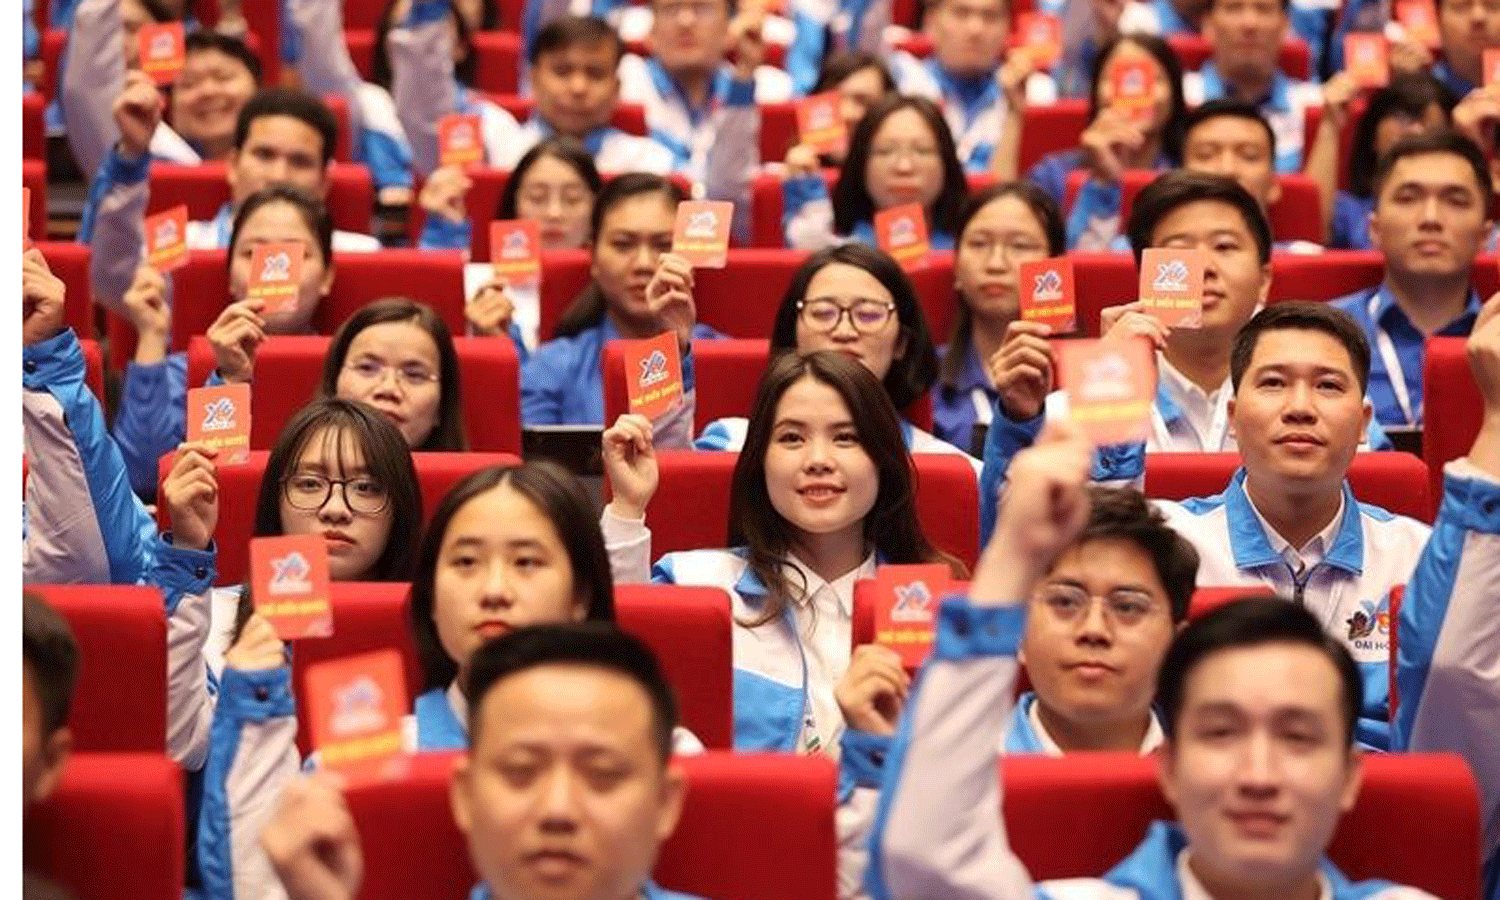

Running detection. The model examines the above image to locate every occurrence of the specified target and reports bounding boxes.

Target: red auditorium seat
[23,92,44,160]
[600,338,935,435]
[1169,34,1309,79]
[1144,451,1434,522]
[1000,752,1479,897]
[759,100,801,167]
[472,32,524,94]
[24,159,46,242]
[40,29,65,100]
[241,0,281,84]
[147,162,374,234]
[1423,336,1482,499]
[78,338,105,401]
[606,450,980,569]
[342,0,388,31]
[186,334,522,452]
[108,248,467,365]
[348,751,838,900]
[33,586,166,753]
[1116,170,1324,245]
[154,451,521,585]
[749,170,996,250]
[25,753,186,900]
[1072,253,1137,337]
[34,242,95,340]
[1270,251,1386,302]
[1020,99,1090,176]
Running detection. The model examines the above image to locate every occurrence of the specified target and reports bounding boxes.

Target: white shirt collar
[1244,489,1346,572]
[1157,353,1231,407]
[446,680,469,735]
[1027,699,1165,756]
[1177,849,1330,900]
[781,550,875,619]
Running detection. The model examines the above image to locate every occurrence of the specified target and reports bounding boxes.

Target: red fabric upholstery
[999,752,1479,897]
[40,29,66,99]
[614,584,736,749]
[34,241,96,340]
[1269,251,1386,302]
[24,753,185,900]
[1020,99,1090,176]
[23,92,44,159]
[342,0,388,32]
[1168,34,1309,78]
[33,586,167,752]
[323,93,355,163]
[24,159,46,241]
[147,162,374,233]
[1072,253,1138,337]
[1120,171,1324,244]
[609,450,980,569]
[1143,452,1434,522]
[349,751,838,900]
[472,31,524,94]
[154,451,520,584]
[242,0,281,84]
[759,100,800,168]
[78,338,105,401]
[1423,336,1482,500]
[186,334,522,452]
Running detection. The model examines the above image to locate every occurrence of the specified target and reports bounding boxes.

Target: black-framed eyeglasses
[796,298,897,334]
[282,473,391,514]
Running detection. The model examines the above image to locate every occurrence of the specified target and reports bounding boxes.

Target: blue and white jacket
[1330,283,1481,429]
[1330,190,1375,250]
[781,175,959,252]
[869,597,1447,900]
[1183,62,1323,172]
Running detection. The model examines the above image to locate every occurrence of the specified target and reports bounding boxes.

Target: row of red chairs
[24,747,1481,900]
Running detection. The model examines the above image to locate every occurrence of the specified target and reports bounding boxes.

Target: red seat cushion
[1422,336,1482,499]
[1144,451,1434,522]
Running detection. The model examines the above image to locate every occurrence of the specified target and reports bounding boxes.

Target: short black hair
[1127,170,1273,264]
[1158,598,1363,746]
[1348,73,1455,199]
[23,592,79,735]
[184,30,263,82]
[812,49,896,95]
[234,88,339,169]
[464,623,677,762]
[1067,487,1199,622]
[1229,301,1371,393]
[1371,127,1493,203]
[528,15,623,66]
[1179,98,1277,166]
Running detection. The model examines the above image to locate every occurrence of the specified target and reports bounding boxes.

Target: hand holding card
[1056,337,1156,446]
[186,384,252,464]
[250,534,334,640]
[1137,248,1205,329]
[1019,258,1077,333]
[305,650,410,784]
[875,204,932,272]
[621,332,684,420]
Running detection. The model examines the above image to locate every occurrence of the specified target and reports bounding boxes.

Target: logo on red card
[145,206,189,272]
[186,384,251,464]
[621,332,684,420]
[875,204,932,271]
[305,649,409,784]
[671,201,733,268]
[1138,248,1205,328]
[251,534,333,641]
[269,551,314,595]
[1057,337,1157,446]
[201,397,237,431]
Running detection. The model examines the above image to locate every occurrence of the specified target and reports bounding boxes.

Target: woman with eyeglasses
[781,95,968,252]
[321,298,469,450]
[650,243,977,466]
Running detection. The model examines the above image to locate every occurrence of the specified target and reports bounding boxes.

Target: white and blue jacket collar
[1198,61,1293,114]
[1211,469,1366,576]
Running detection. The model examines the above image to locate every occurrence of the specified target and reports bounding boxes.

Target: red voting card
[1108,58,1157,126]
[437,113,485,169]
[672,201,733,268]
[1057,337,1156,446]
[1018,258,1077,333]
[1017,12,1062,69]
[145,205,189,272]
[1486,49,1500,85]
[247,242,306,316]
[489,220,541,287]
[186,383,252,464]
[138,22,185,86]
[797,93,848,156]
[622,332,684,420]
[305,650,409,784]
[1138,248,1206,328]
[870,565,952,671]
[875,203,932,272]
[1396,0,1440,48]
[1344,34,1389,88]
[249,534,334,641]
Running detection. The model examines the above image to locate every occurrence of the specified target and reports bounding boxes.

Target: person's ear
[1256,261,1272,308]
[1155,739,1180,809]
[318,259,335,298]
[1338,747,1364,813]
[31,727,73,805]
[1226,395,1238,439]
[654,761,689,844]
[449,753,475,836]
[1266,176,1282,207]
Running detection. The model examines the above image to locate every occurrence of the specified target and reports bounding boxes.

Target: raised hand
[260,774,363,900]
[418,166,473,224]
[835,644,911,736]
[645,253,698,353]
[164,443,220,551]
[989,320,1056,422]
[114,69,165,161]
[602,414,659,520]
[1099,300,1170,350]
[22,248,67,347]
[467,279,516,338]
[224,614,288,672]
[207,298,268,383]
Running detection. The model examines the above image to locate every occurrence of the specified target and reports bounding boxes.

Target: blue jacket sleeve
[419,215,473,251]
[112,351,189,498]
[977,400,1044,546]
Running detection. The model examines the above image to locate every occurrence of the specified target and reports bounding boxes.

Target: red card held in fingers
[1017,12,1062,69]
[1396,0,1440,48]
[248,242,306,316]
[1057,337,1157,446]
[870,564,952,671]
[1344,34,1389,88]
[1108,58,1157,126]
[1018,258,1077,333]
[437,113,485,169]
[249,533,334,641]
[621,332,684,420]
[1138,248,1205,328]
[145,205,189,272]
[672,201,733,268]
[797,93,848,156]
[875,204,932,272]
[185,383,251,465]
[489,219,541,287]
[138,22,185,85]
[305,649,410,784]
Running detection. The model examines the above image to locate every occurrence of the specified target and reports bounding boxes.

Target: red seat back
[24,93,45,160]
[24,753,186,900]
[759,100,801,167]
[40,28,66,99]
[32,586,167,753]
[147,162,374,233]
[614,583,736,749]
[155,451,521,584]
[1000,752,1479,897]
[1073,253,1139,337]
[25,159,46,241]
[1020,99,1090,175]
[187,334,522,453]
[78,338,105,401]
[1168,34,1310,79]
[1119,171,1324,244]
[34,241,95,340]
[1422,336,1482,500]
[613,451,980,569]
[472,31,523,94]
[1143,452,1434,522]
[348,751,837,900]
[1270,251,1387,301]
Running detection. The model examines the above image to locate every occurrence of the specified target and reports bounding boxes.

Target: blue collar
[212,203,234,247]
[1223,469,1365,574]
[529,116,612,155]
[1198,61,1291,112]
[922,58,998,123]
[1154,377,1184,426]
[1149,0,1191,31]
[1432,60,1476,100]
[414,686,467,750]
[1372,281,1482,336]
[644,57,734,126]
[730,548,889,601]
[471,880,682,900]
[953,342,991,393]
[1003,693,1050,754]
